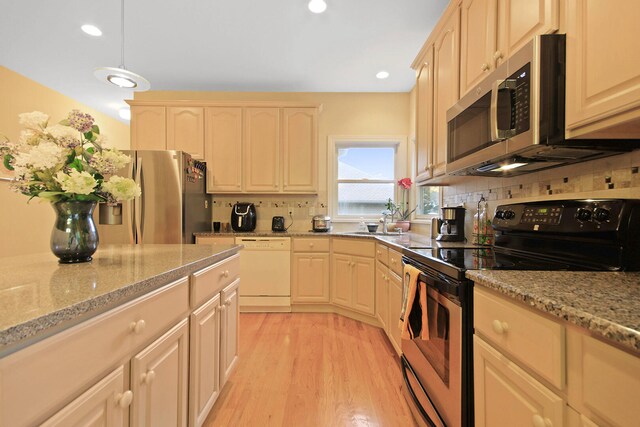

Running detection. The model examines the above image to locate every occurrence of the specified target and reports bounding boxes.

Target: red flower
[398,177,412,189]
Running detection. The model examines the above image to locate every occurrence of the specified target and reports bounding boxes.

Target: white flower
[55,169,97,195]
[18,111,49,130]
[102,176,141,201]
[13,141,65,171]
[46,124,80,148]
[90,149,130,175]
[94,133,108,147]
[18,129,40,146]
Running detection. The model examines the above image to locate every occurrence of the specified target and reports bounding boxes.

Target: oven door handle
[401,356,446,427]
[420,273,460,299]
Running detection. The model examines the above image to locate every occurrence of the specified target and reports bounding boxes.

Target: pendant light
[94,0,150,91]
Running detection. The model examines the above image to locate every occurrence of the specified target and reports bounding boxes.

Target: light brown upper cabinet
[460,0,497,97]
[415,46,434,183]
[282,108,318,193]
[495,0,559,67]
[565,0,640,138]
[243,107,281,193]
[205,107,243,193]
[131,106,166,151]
[460,0,558,97]
[167,107,205,159]
[432,5,461,178]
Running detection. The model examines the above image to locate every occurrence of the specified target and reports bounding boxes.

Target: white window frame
[413,185,443,221]
[328,135,408,222]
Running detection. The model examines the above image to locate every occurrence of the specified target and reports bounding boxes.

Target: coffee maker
[436,207,466,241]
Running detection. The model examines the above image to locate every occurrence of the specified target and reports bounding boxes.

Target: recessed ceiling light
[118,108,131,120]
[376,71,390,79]
[81,24,102,37]
[308,0,327,14]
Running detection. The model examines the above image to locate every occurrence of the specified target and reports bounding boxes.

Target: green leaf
[75,193,104,202]
[92,125,100,134]
[94,173,104,181]
[83,131,93,141]
[86,147,95,154]
[3,154,14,171]
[59,119,70,126]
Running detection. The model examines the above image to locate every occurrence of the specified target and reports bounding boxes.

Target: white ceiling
[0,0,448,122]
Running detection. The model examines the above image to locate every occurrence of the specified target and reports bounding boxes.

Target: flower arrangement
[1,110,140,204]
[385,177,416,221]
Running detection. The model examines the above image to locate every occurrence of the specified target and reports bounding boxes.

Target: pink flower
[398,177,412,189]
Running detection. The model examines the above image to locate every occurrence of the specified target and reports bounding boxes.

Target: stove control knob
[503,210,516,220]
[576,208,592,222]
[495,210,505,220]
[593,207,611,222]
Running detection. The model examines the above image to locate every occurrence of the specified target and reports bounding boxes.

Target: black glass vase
[51,201,99,263]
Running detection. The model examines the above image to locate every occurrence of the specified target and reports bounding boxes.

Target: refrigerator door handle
[129,160,136,244]
[135,156,143,243]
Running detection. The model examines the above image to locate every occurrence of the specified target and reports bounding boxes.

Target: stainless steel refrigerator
[97,150,211,244]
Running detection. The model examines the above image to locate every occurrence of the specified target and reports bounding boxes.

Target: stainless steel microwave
[446,34,639,176]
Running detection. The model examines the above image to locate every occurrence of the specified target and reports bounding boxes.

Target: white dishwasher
[235,237,291,312]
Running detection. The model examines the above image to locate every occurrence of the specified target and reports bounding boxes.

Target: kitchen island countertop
[0,244,242,357]
[467,270,640,354]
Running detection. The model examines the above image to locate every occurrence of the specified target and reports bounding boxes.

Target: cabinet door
[244,108,280,192]
[474,336,564,427]
[375,262,388,330]
[131,318,189,427]
[352,255,375,315]
[189,295,221,427]
[131,106,166,150]
[292,253,330,303]
[41,366,128,427]
[432,6,460,177]
[331,253,353,308]
[566,0,640,136]
[460,0,497,96]
[167,107,205,159]
[496,0,558,65]
[205,107,243,193]
[220,278,240,387]
[415,46,434,183]
[387,271,403,355]
[282,108,318,193]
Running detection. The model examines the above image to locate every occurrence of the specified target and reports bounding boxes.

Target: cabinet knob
[391,259,396,264]
[377,250,381,255]
[129,319,146,334]
[141,369,156,385]
[220,305,227,312]
[225,300,232,307]
[222,270,230,278]
[481,63,490,71]
[310,243,314,247]
[115,390,133,408]
[532,414,552,427]
[493,50,503,61]
[491,319,509,335]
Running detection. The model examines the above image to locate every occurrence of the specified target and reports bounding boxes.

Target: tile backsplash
[210,195,327,232]
[441,151,640,238]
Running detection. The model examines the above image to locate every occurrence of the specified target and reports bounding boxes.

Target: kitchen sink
[352,231,403,236]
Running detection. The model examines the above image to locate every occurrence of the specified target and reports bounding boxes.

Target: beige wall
[136,91,411,232]
[0,66,130,258]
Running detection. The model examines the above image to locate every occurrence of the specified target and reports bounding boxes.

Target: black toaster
[272,216,286,232]
[231,203,257,232]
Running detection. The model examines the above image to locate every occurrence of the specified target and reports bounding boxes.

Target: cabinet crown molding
[127,99,323,111]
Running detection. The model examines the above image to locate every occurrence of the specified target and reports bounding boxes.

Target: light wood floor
[203,313,418,426]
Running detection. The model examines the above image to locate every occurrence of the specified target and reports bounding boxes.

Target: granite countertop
[467,270,640,354]
[0,244,241,357]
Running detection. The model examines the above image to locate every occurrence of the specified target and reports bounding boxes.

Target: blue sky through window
[337,147,394,180]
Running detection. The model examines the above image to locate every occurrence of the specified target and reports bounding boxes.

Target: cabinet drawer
[191,254,240,308]
[293,237,330,252]
[474,287,564,389]
[0,278,189,427]
[388,249,403,276]
[196,236,235,245]
[474,336,564,427]
[332,238,375,257]
[376,243,389,266]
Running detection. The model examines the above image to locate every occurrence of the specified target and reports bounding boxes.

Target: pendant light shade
[94,0,149,91]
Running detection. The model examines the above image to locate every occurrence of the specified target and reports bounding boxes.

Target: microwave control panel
[512,63,531,135]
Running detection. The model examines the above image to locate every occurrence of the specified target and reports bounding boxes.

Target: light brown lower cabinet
[375,261,388,331]
[131,318,190,427]
[40,365,128,427]
[386,270,403,355]
[292,251,330,303]
[220,278,240,386]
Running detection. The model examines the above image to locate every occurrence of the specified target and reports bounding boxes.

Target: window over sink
[328,136,407,220]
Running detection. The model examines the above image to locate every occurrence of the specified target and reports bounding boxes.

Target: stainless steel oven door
[402,277,462,427]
